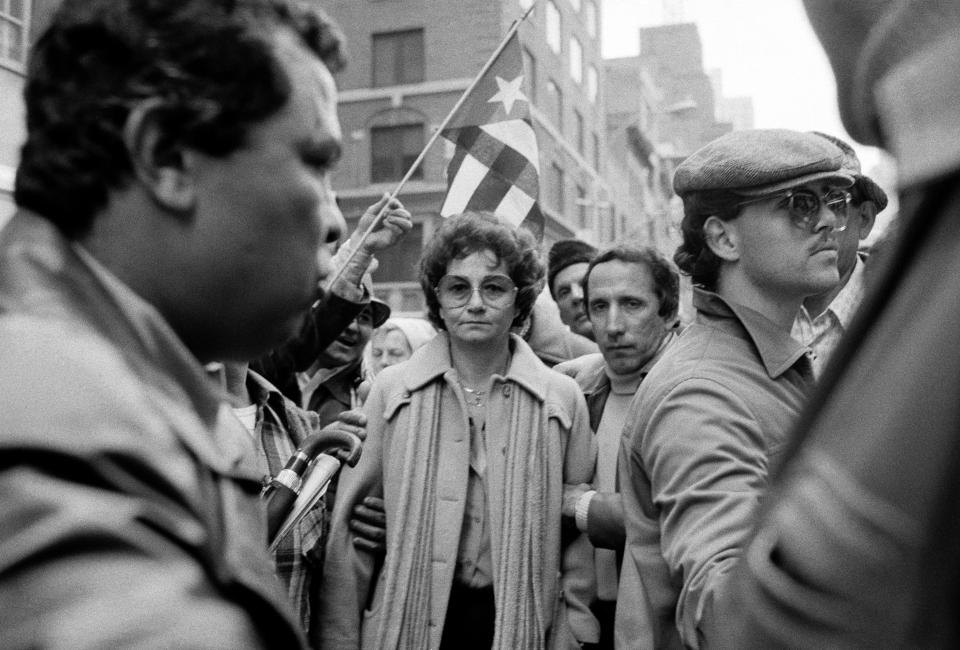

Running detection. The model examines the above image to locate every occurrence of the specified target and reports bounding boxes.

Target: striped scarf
[375,378,562,648]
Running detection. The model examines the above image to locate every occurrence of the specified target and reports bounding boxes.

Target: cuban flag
[439,31,544,241]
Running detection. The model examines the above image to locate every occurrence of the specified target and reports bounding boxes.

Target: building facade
[324,0,607,314]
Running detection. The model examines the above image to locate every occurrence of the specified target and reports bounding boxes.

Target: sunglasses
[435,274,517,309]
[738,188,851,232]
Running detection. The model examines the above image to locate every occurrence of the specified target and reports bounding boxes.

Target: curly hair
[582,244,680,323]
[673,189,744,292]
[14,0,346,238]
[419,212,545,332]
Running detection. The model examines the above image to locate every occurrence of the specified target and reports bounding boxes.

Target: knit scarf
[375,377,562,649]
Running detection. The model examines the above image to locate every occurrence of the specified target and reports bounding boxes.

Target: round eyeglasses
[738,188,851,233]
[435,274,517,309]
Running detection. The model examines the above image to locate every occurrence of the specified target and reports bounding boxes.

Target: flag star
[488,75,527,114]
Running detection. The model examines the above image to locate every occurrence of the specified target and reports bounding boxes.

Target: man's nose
[570,284,584,305]
[605,305,625,335]
[813,201,844,234]
[321,187,346,245]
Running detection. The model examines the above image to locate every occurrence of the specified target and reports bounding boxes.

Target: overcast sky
[600,0,885,169]
[600,0,898,229]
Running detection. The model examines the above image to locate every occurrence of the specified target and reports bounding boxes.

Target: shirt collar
[694,288,810,380]
[827,254,867,329]
[402,331,549,402]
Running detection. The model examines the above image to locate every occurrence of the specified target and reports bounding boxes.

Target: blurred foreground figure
[0,1,349,647]
[722,2,960,647]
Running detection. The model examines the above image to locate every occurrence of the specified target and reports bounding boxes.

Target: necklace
[459,381,486,407]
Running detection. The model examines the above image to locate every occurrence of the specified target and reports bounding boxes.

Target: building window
[592,132,601,172]
[550,163,565,214]
[576,185,588,229]
[574,109,585,154]
[372,29,425,87]
[587,64,598,103]
[522,47,538,105]
[569,36,583,84]
[585,0,598,38]
[371,124,424,183]
[0,0,30,72]
[546,79,563,133]
[545,1,561,54]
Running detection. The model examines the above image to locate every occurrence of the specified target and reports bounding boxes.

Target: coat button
[502,385,512,397]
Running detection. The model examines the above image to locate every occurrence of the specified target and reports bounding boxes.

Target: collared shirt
[616,289,813,650]
[243,371,326,634]
[793,254,867,377]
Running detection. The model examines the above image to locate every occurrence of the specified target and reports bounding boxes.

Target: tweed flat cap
[811,131,889,211]
[673,128,854,197]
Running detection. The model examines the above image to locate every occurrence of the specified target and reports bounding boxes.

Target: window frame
[370,123,425,183]
[371,28,425,88]
[0,0,31,73]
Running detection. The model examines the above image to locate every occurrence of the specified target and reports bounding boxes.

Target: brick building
[324,0,608,314]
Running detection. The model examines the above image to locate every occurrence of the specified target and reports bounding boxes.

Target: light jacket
[0,211,304,648]
[316,332,599,649]
[616,289,812,649]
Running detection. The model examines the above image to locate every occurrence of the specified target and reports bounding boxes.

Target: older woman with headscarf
[366,316,437,377]
[316,211,599,650]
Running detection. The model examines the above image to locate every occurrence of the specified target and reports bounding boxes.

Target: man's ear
[857,202,878,240]
[123,100,196,214]
[703,215,740,262]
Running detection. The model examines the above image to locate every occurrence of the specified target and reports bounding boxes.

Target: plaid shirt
[793,255,867,378]
[244,371,327,634]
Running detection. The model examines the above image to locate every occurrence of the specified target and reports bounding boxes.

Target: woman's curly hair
[15,0,346,239]
[419,211,545,332]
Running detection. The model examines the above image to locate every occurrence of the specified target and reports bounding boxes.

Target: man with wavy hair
[0,1,352,647]
[615,129,853,648]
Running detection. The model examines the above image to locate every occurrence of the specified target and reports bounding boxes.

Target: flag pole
[321,3,536,292]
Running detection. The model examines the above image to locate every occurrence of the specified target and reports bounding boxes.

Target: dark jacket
[0,211,304,649]
[723,3,960,646]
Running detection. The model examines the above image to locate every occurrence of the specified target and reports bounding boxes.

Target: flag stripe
[494,185,536,229]
[440,153,488,216]
[481,120,539,172]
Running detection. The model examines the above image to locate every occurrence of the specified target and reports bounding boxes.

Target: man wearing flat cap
[548,239,599,341]
[614,128,853,649]
[792,132,887,377]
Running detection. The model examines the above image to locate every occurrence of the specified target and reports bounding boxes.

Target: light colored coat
[316,332,598,649]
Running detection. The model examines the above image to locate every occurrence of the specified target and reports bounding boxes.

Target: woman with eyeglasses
[316,211,598,650]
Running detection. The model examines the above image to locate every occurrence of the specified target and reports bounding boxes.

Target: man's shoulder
[0,313,162,449]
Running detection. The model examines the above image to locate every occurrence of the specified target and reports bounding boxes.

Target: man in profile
[722,2,960,647]
[615,129,852,648]
[0,1,352,647]
[793,132,887,376]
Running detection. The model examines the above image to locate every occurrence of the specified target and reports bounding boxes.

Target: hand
[351,193,412,254]
[350,496,387,555]
[329,409,367,442]
[562,483,592,519]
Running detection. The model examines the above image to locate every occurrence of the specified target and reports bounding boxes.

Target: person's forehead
[272,29,343,141]
[447,249,506,274]
[588,259,655,294]
[554,262,589,286]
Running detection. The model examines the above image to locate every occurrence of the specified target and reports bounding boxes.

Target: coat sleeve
[639,376,771,648]
[558,384,601,645]
[586,491,626,551]
[312,373,389,650]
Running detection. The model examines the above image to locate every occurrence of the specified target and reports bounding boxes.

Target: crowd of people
[1,0,957,648]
